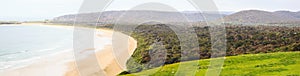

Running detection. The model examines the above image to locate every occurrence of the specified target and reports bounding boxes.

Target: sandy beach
[65,28,137,76]
[0,23,137,76]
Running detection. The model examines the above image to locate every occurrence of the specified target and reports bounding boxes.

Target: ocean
[0,25,73,71]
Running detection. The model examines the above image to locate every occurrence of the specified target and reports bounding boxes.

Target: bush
[124,24,300,73]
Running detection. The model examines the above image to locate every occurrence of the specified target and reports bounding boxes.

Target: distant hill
[223,10,300,24]
[52,10,300,25]
[51,10,225,25]
[274,11,300,18]
[182,11,234,15]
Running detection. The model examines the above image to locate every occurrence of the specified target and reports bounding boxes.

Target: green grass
[121,52,300,76]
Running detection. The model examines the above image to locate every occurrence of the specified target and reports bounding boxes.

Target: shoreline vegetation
[114,24,300,75]
[0,21,22,25]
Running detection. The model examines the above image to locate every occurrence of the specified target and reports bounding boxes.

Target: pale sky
[0,0,299,21]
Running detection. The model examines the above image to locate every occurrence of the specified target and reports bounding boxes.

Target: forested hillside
[125,24,300,73]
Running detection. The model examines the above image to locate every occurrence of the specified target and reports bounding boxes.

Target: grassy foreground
[121,52,300,76]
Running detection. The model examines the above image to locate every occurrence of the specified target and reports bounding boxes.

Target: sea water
[0,25,73,70]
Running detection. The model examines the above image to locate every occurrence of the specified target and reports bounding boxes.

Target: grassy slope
[122,52,300,76]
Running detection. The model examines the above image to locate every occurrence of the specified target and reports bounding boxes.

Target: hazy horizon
[1,0,299,21]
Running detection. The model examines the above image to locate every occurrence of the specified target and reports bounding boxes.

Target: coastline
[0,23,75,76]
[64,27,137,76]
[0,49,74,76]
[0,23,137,76]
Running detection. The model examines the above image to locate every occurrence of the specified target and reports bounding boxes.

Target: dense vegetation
[124,24,300,73]
[121,52,300,76]
[0,21,21,24]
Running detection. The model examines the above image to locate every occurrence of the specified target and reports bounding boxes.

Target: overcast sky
[0,0,299,21]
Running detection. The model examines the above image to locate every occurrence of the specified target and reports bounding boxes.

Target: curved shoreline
[0,23,137,76]
[64,28,137,76]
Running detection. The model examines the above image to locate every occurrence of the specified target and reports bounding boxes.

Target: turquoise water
[0,25,73,70]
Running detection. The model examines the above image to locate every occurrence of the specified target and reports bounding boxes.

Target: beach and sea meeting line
[0,23,137,76]
[0,25,73,70]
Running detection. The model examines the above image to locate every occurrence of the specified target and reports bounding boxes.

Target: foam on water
[0,25,112,73]
[0,25,74,71]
